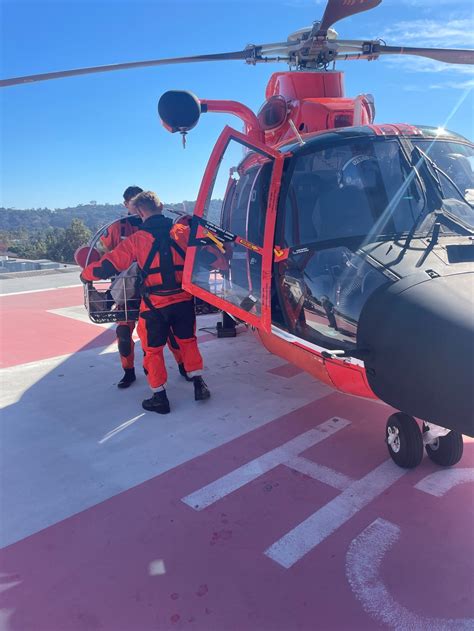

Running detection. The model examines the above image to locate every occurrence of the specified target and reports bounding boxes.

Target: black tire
[386,413,423,469]
[425,431,463,467]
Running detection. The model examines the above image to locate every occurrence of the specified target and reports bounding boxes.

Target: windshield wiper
[401,201,432,253]
[406,203,474,252]
[400,146,473,251]
[413,145,473,209]
[415,210,474,267]
[393,139,434,253]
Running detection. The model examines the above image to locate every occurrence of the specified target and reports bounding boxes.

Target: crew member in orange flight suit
[102,185,189,389]
[82,191,210,414]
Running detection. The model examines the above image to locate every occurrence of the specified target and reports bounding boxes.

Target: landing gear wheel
[386,413,423,469]
[425,431,463,467]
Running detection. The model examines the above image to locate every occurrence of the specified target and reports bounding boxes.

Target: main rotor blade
[318,0,382,35]
[376,45,474,65]
[0,50,250,87]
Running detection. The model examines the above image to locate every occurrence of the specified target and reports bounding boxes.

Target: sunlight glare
[98,413,146,444]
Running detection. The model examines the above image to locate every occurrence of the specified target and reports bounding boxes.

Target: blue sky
[1,0,473,209]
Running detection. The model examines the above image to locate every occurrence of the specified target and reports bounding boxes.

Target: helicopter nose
[358,271,474,436]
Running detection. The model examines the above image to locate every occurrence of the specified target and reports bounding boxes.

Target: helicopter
[2,0,474,470]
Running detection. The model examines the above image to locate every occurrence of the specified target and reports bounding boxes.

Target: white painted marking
[49,305,113,328]
[0,575,21,628]
[182,417,351,510]
[0,345,117,385]
[286,455,353,491]
[149,560,166,576]
[265,460,407,568]
[346,518,474,630]
[0,283,82,297]
[99,413,146,444]
[0,610,15,630]
[1,327,328,548]
[415,468,474,497]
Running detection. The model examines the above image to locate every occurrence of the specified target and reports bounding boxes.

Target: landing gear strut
[386,414,464,469]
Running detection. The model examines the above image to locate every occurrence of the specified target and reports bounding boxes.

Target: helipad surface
[0,274,473,630]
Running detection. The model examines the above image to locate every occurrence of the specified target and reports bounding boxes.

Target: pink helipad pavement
[0,279,473,631]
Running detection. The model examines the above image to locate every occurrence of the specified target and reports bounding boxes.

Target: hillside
[0,200,221,263]
[0,201,200,233]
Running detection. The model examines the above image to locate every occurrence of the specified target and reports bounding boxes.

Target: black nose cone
[358,272,474,436]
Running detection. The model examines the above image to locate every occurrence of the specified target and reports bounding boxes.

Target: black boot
[178,363,193,382]
[117,368,136,389]
[193,376,210,401]
[142,390,170,414]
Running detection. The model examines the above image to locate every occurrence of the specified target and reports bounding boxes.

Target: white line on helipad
[265,459,407,568]
[286,455,353,491]
[182,417,351,510]
[0,283,82,297]
[415,468,474,497]
[346,518,473,630]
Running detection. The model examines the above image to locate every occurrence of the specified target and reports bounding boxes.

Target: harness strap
[147,286,185,296]
[170,240,186,260]
[140,229,186,307]
[158,234,180,291]
[141,236,163,277]
[146,265,184,274]
[142,294,155,312]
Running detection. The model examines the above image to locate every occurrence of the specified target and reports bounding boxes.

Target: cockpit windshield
[282,137,474,248]
[411,139,474,229]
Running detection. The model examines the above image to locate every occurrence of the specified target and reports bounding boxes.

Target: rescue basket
[84,278,141,324]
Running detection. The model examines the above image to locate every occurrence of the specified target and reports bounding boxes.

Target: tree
[43,228,65,262]
[0,232,11,253]
[56,219,92,263]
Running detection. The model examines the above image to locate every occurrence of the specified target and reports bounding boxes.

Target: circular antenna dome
[158,90,201,133]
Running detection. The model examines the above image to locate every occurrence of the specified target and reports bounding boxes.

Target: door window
[191,138,274,317]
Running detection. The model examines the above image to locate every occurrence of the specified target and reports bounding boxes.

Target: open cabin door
[183,126,284,332]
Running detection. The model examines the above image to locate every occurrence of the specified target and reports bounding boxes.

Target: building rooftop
[0,270,472,630]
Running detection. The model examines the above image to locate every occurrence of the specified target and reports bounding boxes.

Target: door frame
[183,125,286,332]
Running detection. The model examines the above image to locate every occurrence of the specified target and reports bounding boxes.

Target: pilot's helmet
[339,155,380,190]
